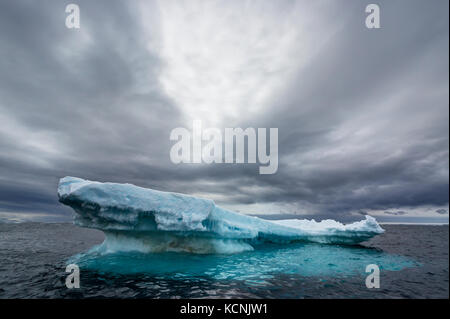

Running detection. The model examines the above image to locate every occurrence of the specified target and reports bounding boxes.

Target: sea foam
[58,176,384,254]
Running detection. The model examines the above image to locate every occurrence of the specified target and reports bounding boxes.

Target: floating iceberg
[58,177,384,254]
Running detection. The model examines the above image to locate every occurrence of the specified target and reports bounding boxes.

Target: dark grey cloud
[0,0,448,222]
[384,211,407,216]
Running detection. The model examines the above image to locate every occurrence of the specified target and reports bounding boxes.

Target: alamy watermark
[63,3,379,30]
[365,264,380,289]
[170,120,278,175]
[365,4,381,29]
[65,264,80,289]
[65,4,80,29]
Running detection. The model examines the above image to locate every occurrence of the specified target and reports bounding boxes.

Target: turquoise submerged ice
[58,176,385,254]
[69,243,416,281]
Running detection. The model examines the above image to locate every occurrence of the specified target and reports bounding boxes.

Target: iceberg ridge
[58,176,384,254]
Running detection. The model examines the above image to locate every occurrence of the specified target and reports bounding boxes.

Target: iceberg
[58,176,384,254]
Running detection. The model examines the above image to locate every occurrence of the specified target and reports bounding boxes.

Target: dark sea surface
[0,223,448,299]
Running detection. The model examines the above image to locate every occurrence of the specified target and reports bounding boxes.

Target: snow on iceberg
[58,176,384,254]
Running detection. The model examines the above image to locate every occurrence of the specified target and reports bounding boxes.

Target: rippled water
[0,223,448,298]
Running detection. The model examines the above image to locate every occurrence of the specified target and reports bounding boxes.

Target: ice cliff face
[58,177,384,254]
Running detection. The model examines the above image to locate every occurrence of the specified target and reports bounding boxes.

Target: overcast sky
[0,0,448,223]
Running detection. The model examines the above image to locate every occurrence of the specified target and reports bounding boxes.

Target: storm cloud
[0,0,448,222]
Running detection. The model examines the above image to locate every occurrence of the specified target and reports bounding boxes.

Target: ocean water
[0,223,448,298]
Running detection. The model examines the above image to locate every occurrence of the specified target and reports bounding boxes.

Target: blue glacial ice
[58,176,385,254]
